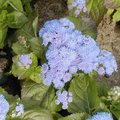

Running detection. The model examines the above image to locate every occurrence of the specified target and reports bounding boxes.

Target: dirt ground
[35,0,68,28]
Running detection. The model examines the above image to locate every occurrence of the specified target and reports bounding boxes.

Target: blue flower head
[39,18,117,90]
[55,90,73,109]
[86,112,113,120]
[12,103,24,118]
[68,0,87,16]
[0,94,9,120]
[18,54,32,69]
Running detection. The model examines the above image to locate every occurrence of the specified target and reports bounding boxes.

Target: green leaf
[0,26,8,48]
[32,17,38,37]
[22,108,54,120]
[21,0,32,5]
[68,73,100,114]
[58,113,89,120]
[0,0,8,10]
[110,102,120,119]
[7,11,28,28]
[7,0,24,12]
[29,66,42,83]
[21,81,59,112]
[96,81,109,97]
[114,0,120,4]
[113,9,120,22]
[86,0,107,24]
[9,12,36,40]
[67,16,97,39]
[53,113,63,120]
[29,37,46,60]
[12,40,30,55]
[0,10,8,48]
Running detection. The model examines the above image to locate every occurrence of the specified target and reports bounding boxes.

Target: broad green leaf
[21,81,59,112]
[67,16,97,39]
[58,113,89,120]
[29,37,46,60]
[12,40,30,55]
[22,108,54,120]
[68,73,100,114]
[7,11,28,28]
[96,81,109,97]
[110,102,120,119]
[86,0,107,24]
[8,12,36,41]
[113,9,120,22]
[7,0,23,12]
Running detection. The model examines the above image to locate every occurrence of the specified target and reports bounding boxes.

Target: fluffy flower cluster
[55,90,72,109]
[0,94,9,120]
[86,112,113,120]
[68,0,87,16]
[108,86,120,101]
[39,18,117,89]
[18,54,32,69]
[12,103,24,117]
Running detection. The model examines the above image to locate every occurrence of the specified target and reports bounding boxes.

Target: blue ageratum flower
[39,18,118,109]
[55,90,72,110]
[86,112,113,120]
[39,18,118,90]
[68,0,87,16]
[0,94,9,120]
[98,50,117,75]
[12,103,24,118]
[17,54,32,69]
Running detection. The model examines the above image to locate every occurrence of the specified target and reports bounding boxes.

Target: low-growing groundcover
[0,0,120,120]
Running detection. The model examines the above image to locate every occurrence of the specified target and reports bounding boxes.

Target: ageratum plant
[0,0,120,120]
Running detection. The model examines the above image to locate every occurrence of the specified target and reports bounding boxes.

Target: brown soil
[35,0,68,28]
[0,58,8,72]
[96,14,120,87]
